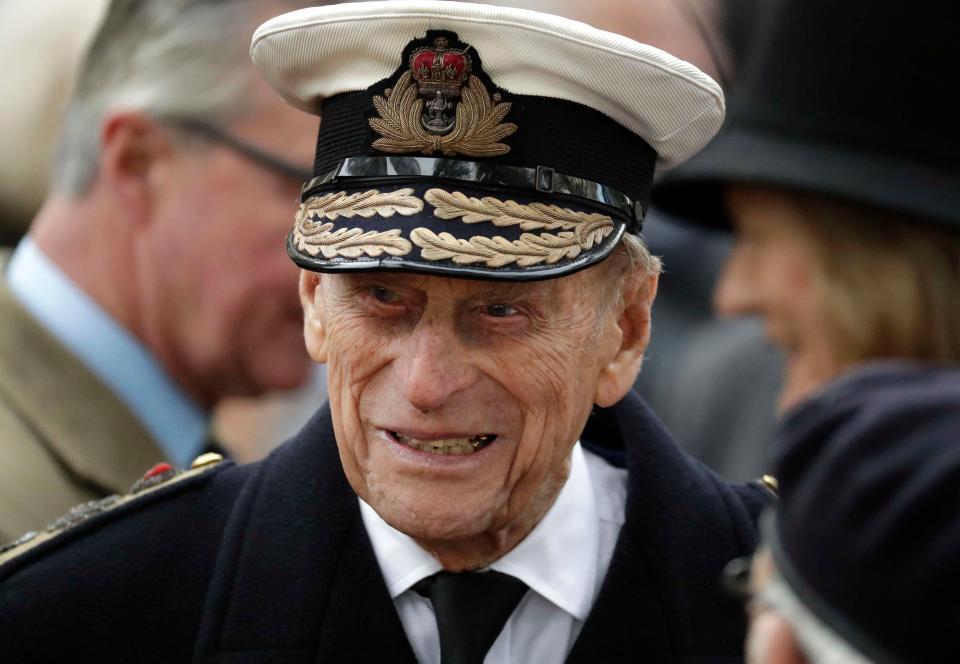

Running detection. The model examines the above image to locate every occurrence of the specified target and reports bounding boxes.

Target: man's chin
[375,498,495,544]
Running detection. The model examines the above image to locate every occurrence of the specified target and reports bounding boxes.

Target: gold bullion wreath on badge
[369,36,518,157]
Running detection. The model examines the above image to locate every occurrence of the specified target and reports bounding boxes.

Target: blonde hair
[786,191,960,365]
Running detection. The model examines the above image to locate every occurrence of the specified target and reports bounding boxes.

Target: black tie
[413,570,528,664]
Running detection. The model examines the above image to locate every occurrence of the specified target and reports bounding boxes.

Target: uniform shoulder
[0,452,243,574]
[726,474,778,526]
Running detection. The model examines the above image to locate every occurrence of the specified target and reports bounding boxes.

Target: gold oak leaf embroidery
[369,71,517,157]
[424,188,613,232]
[410,223,614,268]
[293,188,419,259]
[296,188,424,221]
[295,223,413,259]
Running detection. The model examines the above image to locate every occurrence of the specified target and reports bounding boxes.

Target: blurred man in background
[0,0,320,542]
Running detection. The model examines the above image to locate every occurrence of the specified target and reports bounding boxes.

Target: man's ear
[593,271,659,407]
[300,270,328,363]
[99,112,172,225]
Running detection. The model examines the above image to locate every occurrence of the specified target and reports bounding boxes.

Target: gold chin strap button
[191,452,224,469]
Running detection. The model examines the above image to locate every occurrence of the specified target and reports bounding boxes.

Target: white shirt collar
[5,237,207,467]
[359,441,599,621]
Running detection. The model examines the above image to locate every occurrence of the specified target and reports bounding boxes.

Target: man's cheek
[329,324,394,381]
[506,412,550,482]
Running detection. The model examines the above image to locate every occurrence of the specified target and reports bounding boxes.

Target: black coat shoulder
[0,457,253,663]
[574,391,770,661]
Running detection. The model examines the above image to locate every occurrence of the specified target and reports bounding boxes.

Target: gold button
[191,452,224,469]
[760,474,779,495]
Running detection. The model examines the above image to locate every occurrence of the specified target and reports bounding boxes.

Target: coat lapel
[566,529,676,662]
[194,406,416,663]
[313,514,418,662]
[569,393,757,663]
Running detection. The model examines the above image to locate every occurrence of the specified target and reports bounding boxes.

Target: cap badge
[369,36,517,157]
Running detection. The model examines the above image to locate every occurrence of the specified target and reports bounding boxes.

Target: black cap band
[312,38,658,215]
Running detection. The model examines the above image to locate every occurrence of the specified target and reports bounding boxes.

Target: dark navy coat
[0,392,769,663]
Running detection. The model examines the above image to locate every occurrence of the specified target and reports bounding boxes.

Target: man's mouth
[389,431,497,455]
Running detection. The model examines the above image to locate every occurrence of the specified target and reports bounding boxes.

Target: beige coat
[0,272,165,543]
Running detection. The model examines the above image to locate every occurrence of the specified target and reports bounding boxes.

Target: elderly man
[726,364,960,664]
[0,3,770,662]
[0,0,319,541]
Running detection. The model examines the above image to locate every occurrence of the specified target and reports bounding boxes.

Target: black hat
[769,362,960,663]
[251,1,724,281]
[653,0,960,230]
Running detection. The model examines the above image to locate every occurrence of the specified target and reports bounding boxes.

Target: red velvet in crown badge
[408,37,472,134]
[410,37,472,97]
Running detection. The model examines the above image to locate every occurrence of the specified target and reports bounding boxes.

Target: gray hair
[620,231,663,278]
[760,572,875,664]
[52,0,309,195]
[595,232,663,317]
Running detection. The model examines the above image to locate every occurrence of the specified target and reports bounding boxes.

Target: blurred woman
[654,0,959,412]
[715,186,960,410]
[654,0,960,660]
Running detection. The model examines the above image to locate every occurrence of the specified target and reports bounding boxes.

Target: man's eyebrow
[474,281,556,304]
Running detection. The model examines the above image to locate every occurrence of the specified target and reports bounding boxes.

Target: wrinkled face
[139,80,317,405]
[716,186,840,412]
[301,266,636,546]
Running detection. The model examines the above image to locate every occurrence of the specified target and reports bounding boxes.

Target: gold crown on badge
[369,35,517,157]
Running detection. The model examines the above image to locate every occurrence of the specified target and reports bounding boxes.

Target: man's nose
[712,247,760,317]
[397,320,478,413]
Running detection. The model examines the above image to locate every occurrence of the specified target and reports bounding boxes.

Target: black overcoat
[0,392,769,663]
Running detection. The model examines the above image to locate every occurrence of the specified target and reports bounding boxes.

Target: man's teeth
[393,432,496,455]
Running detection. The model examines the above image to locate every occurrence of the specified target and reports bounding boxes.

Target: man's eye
[370,286,401,304]
[484,303,517,317]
